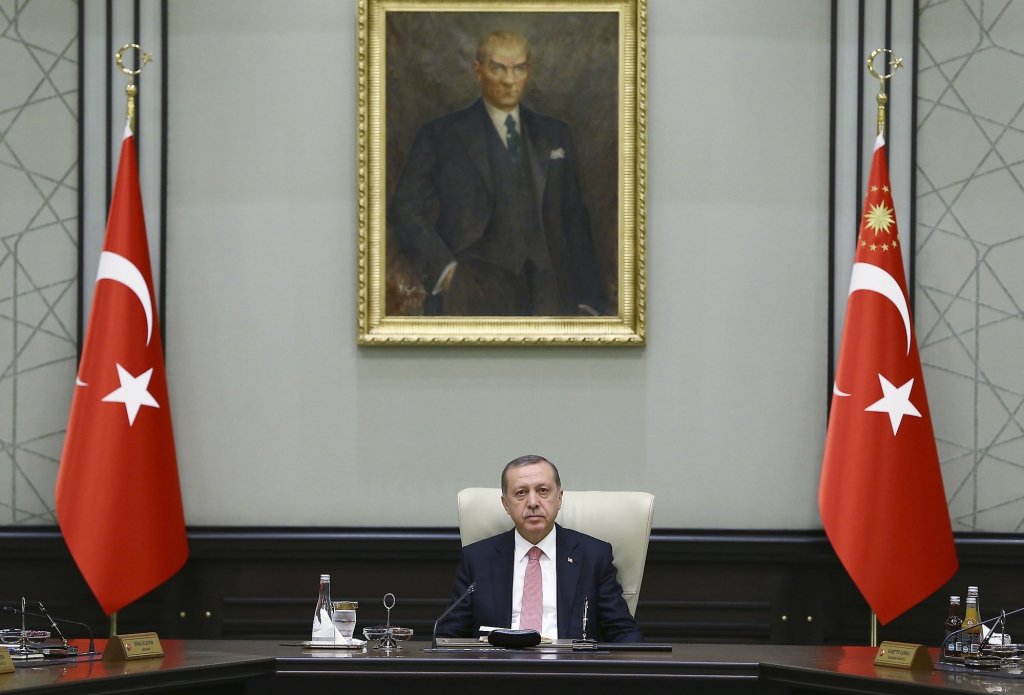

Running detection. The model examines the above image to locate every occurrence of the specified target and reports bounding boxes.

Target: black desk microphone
[430,583,475,650]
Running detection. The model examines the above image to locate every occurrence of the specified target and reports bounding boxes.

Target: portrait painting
[357,0,646,344]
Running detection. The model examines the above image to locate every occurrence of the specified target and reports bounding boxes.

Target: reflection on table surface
[7,640,1024,692]
[0,639,273,692]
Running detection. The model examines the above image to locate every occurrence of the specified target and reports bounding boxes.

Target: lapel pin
[568,557,574,564]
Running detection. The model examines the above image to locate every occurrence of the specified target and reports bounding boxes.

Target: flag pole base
[109,611,117,637]
[870,611,878,647]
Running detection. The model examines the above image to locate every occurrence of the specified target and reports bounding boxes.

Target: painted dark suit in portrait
[388,26,614,317]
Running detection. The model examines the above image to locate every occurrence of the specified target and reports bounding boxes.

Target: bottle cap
[333,601,358,610]
[320,574,331,581]
[951,596,960,601]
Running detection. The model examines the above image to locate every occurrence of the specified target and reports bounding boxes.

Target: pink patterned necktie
[520,546,544,632]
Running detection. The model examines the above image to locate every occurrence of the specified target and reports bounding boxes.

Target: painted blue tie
[505,114,521,162]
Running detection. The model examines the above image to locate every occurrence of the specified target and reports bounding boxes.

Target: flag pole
[865,52,898,650]
[105,44,151,642]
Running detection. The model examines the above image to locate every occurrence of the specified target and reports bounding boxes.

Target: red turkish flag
[820,134,957,625]
[56,125,188,616]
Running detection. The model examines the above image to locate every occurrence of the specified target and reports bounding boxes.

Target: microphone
[431,582,475,650]
[582,598,589,641]
[3,606,96,655]
[37,602,68,647]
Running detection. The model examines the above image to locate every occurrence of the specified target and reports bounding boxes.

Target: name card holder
[874,641,933,670]
[102,633,164,661]
[0,649,14,674]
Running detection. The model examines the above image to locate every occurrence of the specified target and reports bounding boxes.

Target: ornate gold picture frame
[357,0,646,345]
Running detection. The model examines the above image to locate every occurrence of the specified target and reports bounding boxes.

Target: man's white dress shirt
[483,100,522,150]
[510,528,558,638]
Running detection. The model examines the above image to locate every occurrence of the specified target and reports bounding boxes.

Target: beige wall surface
[164,0,832,527]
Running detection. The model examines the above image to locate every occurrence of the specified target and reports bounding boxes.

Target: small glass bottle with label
[943,596,962,658]
[312,574,335,642]
[962,592,981,656]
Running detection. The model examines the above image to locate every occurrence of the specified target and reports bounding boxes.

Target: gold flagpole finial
[867,49,902,137]
[115,44,153,134]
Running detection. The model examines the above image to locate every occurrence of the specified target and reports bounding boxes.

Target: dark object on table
[488,629,542,649]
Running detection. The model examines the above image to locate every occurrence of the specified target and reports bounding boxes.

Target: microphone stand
[2,606,97,656]
[38,602,69,649]
[429,583,475,651]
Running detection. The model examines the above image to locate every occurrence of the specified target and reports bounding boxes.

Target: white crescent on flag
[848,262,911,356]
[833,262,912,399]
[95,251,153,346]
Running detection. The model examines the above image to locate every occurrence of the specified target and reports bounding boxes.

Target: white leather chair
[456,488,655,616]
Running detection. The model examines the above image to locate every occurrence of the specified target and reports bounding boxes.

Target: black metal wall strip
[5,526,1024,553]
[884,0,892,145]
[159,0,168,349]
[76,0,85,359]
[133,0,140,155]
[104,0,112,212]
[827,0,838,415]
[855,0,865,222]
[909,0,919,311]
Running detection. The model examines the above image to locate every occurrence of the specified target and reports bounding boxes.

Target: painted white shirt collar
[483,99,521,149]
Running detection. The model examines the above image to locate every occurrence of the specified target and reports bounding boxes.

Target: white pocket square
[549,148,565,160]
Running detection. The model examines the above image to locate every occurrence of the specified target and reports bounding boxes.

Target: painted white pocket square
[549,148,565,160]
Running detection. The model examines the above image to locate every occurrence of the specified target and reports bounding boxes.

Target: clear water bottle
[312,574,335,642]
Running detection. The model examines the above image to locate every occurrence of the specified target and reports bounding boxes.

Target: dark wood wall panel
[2,527,1022,647]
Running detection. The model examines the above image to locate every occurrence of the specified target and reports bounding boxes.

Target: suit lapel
[556,524,582,638]
[490,530,515,628]
[521,107,550,209]
[455,99,494,195]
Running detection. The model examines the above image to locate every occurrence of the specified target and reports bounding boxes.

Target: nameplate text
[874,641,933,670]
[102,632,164,661]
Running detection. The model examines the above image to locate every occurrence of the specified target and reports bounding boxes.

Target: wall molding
[3,527,1023,646]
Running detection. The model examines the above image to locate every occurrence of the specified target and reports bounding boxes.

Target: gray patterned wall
[0,0,78,524]
[5,1,1023,531]
[917,0,1024,531]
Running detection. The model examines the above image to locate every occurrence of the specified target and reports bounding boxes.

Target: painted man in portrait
[390,30,606,317]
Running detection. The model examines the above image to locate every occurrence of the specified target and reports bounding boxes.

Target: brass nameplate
[0,649,14,674]
[874,641,933,670]
[102,632,164,661]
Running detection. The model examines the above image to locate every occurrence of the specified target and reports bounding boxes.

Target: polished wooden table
[760,646,1024,694]
[0,640,273,694]
[5,640,1024,694]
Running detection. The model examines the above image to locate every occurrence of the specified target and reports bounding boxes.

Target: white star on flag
[864,374,921,435]
[102,364,160,426]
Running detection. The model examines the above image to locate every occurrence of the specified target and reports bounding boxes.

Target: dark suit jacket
[391,98,604,314]
[437,524,644,643]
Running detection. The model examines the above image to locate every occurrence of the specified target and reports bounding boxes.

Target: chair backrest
[456,488,654,616]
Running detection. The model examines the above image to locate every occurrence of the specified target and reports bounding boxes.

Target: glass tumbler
[332,601,358,642]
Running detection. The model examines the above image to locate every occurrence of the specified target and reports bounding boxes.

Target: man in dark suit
[437,455,643,642]
[390,31,605,316]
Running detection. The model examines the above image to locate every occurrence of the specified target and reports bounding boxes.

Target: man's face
[502,462,562,544]
[474,41,531,111]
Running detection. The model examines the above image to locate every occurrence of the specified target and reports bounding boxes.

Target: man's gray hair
[476,30,531,65]
[501,454,560,495]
